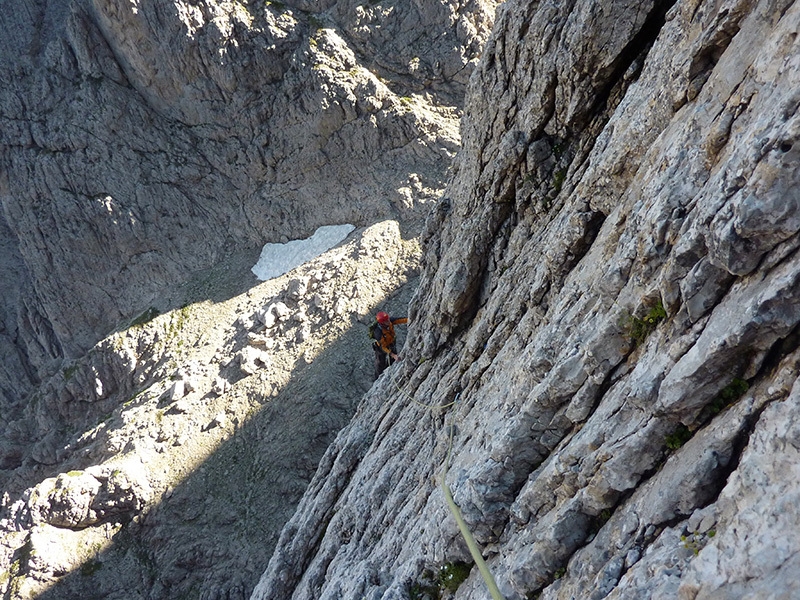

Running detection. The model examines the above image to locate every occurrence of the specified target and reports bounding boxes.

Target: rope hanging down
[386,360,505,599]
[387,357,458,410]
[440,425,506,600]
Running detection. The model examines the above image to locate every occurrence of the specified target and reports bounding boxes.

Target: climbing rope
[441,424,506,600]
[383,356,505,599]
[386,356,458,410]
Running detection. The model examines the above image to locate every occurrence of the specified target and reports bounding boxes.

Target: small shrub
[698,377,750,423]
[711,377,749,413]
[553,567,566,579]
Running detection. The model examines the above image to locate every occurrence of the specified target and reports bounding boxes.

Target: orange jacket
[371,317,408,355]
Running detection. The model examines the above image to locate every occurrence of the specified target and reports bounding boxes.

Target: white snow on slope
[251,224,356,281]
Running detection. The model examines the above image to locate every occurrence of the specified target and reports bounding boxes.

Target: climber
[370,311,408,380]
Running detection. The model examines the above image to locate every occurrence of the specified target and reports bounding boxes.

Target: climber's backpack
[369,321,382,342]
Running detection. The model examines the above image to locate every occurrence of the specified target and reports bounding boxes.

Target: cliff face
[2,0,799,598]
[254,0,800,598]
[0,0,495,411]
[0,1,500,598]
[0,220,425,600]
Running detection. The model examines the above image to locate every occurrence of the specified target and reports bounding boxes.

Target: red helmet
[376,311,390,324]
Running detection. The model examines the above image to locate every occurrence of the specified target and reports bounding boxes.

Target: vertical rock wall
[253,0,800,598]
[0,0,497,408]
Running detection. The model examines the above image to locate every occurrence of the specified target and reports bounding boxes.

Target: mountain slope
[0,0,495,417]
[0,1,500,598]
[253,0,800,598]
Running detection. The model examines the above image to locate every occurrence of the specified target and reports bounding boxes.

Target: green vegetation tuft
[696,377,750,424]
[439,561,472,593]
[553,567,566,579]
[681,530,715,556]
[164,304,191,342]
[710,377,749,414]
[627,300,667,347]
[665,424,692,451]
[409,563,474,599]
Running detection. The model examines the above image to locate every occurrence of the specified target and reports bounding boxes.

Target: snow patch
[252,224,356,281]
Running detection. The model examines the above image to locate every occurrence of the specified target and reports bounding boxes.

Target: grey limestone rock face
[0,0,497,414]
[253,0,800,598]
[0,220,423,599]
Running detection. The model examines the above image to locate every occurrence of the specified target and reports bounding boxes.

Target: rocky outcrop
[253,0,800,598]
[0,0,497,413]
[3,0,799,597]
[18,466,152,530]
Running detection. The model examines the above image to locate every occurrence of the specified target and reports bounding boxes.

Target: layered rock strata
[254,0,800,598]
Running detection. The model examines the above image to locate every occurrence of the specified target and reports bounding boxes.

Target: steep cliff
[0,0,500,598]
[2,0,799,597]
[0,0,495,414]
[0,220,423,600]
[254,0,800,598]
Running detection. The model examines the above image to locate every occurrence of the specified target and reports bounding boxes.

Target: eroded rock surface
[0,220,420,599]
[0,0,497,415]
[253,0,800,598]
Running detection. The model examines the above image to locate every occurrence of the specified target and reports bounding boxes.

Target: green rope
[385,354,504,598]
[440,427,506,600]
